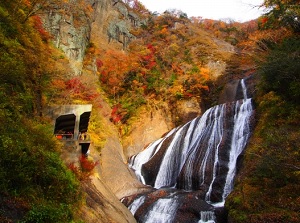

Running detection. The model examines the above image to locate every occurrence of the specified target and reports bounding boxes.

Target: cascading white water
[129,128,178,184]
[210,79,253,206]
[199,211,216,223]
[128,196,146,216]
[241,79,248,99]
[204,105,225,203]
[126,78,254,222]
[141,196,179,223]
[154,127,186,188]
[221,98,252,201]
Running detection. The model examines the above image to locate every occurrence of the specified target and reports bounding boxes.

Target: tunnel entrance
[78,112,91,156]
[79,112,91,133]
[54,114,76,139]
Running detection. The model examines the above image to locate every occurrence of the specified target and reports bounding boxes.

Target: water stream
[125,78,254,222]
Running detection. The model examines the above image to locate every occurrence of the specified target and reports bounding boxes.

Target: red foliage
[68,162,81,176]
[147,44,155,53]
[261,17,268,25]
[183,92,194,98]
[110,104,126,124]
[96,58,103,69]
[67,156,99,181]
[79,155,99,172]
[100,70,108,84]
[65,77,100,101]
[32,15,51,41]
[141,44,156,69]
[65,77,83,93]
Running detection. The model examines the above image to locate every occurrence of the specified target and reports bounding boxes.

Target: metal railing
[55,133,90,141]
[78,133,90,141]
[55,133,74,140]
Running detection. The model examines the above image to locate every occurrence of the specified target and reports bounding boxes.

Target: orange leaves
[51,79,66,91]
[96,46,162,123]
[99,50,132,75]
[98,49,141,96]
[168,66,211,99]
[199,67,210,81]
[160,27,169,35]
[23,0,31,7]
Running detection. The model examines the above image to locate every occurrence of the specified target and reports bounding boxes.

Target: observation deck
[46,104,92,156]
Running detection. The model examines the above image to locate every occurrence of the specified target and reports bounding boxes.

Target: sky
[138,0,265,22]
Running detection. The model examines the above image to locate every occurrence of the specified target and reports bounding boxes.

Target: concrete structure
[46,104,93,155]
[47,104,92,140]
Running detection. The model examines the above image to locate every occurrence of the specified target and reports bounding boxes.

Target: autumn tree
[98,50,138,99]
[9,0,57,22]
[261,0,300,32]
[124,0,149,16]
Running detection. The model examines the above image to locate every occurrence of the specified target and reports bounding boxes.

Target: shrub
[259,37,300,103]
[0,118,81,222]
[21,203,72,223]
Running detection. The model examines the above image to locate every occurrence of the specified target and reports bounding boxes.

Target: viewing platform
[46,104,93,156]
[55,132,91,142]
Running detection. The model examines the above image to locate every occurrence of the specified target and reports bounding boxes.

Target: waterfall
[221,98,252,201]
[124,78,254,222]
[199,211,216,223]
[141,196,179,223]
[241,79,248,99]
[127,196,146,216]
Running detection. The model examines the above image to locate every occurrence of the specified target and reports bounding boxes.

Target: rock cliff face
[123,99,202,159]
[43,0,141,75]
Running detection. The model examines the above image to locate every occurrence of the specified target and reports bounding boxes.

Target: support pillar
[74,115,80,140]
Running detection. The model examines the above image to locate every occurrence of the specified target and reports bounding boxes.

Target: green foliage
[0,118,80,222]
[226,90,300,222]
[259,37,300,103]
[21,203,73,223]
[0,2,81,222]
[226,27,300,221]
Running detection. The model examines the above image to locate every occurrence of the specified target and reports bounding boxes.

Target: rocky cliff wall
[43,0,141,75]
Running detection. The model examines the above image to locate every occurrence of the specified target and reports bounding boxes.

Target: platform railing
[55,133,74,140]
[55,133,91,142]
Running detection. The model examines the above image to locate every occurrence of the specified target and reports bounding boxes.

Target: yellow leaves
[16,8,26,21]
[166,65,211,99]
[169,43,180,54]
[168,80,184,98]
